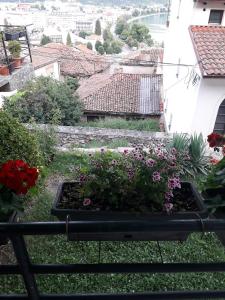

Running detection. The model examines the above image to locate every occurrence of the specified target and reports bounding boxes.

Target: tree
[111,40,122,54]
[65,76,79,91]
[103,40,110,53]
[97,46,105,55]
[95,19,101,36]
[103,28,113,41]
[40,34,52,46]
[132,9,140,17]
[106,46,113,54]
[79,31,89,39]
[126,36,138,48]
[115,18,128,35]
[3,76,83,126]
[95,40,102,51]
[66,33,72,46]
[87,42,93,50]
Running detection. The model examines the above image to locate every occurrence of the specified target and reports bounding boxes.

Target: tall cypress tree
[66,33,72,46]
[95,19,101,36]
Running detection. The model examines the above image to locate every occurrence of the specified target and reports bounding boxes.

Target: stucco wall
[8,63,34,91]
[34,61,60,81]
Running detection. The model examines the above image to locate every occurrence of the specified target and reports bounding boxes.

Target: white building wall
[191,79,225,137]
[163,0,225,137]
[34,62,60,80]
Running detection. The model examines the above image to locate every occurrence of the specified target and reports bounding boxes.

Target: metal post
[1,31,11,74]
[24,26,32,63]
[10,235,39,300]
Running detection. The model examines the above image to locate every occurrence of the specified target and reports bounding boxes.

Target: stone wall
[9,63,34,91]
[25,124,172,149]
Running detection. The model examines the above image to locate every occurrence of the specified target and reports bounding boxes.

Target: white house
[163,0,225,138]
[32,53,60,81]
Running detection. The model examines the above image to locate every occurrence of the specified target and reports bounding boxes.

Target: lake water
[131,13,168,43]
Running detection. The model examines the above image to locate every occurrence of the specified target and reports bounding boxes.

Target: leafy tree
[97,46,105,55]
[132,9,140,17]
[103,40,110,52]
[95,19,101,36]
[115,18,128,35]
[103,28,113,41]
[66,32,72,46]
[65,76,79,91]
[87,42,93,50]
[106,46,113,54]
[111,40,122,54]
[79,31,89,39]
[95,40,102,51]
[40,34,52,46]
[3,77,83,126]
[126,36,138,48]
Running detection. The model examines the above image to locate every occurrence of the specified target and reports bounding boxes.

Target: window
[209,10,224,24]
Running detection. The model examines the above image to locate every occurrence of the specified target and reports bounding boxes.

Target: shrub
[168,133,209,178]
[3,76,83,126]
[0,111,42,167]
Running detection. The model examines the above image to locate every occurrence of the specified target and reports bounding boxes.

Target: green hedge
[0,111,42,167]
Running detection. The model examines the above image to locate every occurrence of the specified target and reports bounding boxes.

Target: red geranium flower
[207,133,224,148]
[0,160,39,195]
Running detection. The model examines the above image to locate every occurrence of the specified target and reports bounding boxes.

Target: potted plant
[202,133,225,244]
[0,160,39,245]
[8,40,22,68]
[51,147,207,241]
[4,27,26,41]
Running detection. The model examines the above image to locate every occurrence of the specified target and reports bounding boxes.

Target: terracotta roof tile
[190,25,225,77]
[122,48,164,66]
[32,43,110,77]
[77,73,162,115]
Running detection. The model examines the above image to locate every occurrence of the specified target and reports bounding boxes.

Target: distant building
[77,73,163,121]
[163,0,225,137]
[75,20,94,34]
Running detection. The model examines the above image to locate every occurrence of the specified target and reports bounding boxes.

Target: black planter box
[51,182,208,242]
[4,32,20,41]
[0,212,18,246]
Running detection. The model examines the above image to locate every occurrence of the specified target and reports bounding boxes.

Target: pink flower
[146,159,155,167]
[123,149,128,154]
[152,171,161,182]
[171,148,177,155]
[164,202,173,213]
[168,177,181,189]
[83,198,92,206]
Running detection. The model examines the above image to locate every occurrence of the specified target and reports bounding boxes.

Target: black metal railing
[1,219,225,299]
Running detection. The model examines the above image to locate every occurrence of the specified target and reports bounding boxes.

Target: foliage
[80,138,130,149]
[132,9,140,17]
[202,133,225,210]
[66,32,72,46]
[79,118,160,131]
[8,40,21,58]
[78,31,89,39]
[86,42,93,50]
[0,160,38,219]
[97,45,105,55]
[115,17,153,48]
[111,40,122,54]
[95,19,101,36]
[64,76,79,91]
[168,133,209,178]
[32,125,58,165]
[3,76,83,126]
[103,28,113,41]
[95,40,102,51]
[76,147,183,213]
[0,111,42,168]
[40,34,52,46]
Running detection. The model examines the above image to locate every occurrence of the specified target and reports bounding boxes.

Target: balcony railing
[1,219,225,299]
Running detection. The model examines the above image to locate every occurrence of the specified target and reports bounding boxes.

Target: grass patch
[79,139,130,149]
[79,118,160,132]
[1,152,225,295]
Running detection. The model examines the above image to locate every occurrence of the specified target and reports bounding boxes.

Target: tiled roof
[190,25,225,77]
[32,54,58,70]
[32,43,110,77]
[77,73,162,115]
[122,48,164,66]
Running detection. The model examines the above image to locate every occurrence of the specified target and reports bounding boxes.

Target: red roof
[77,73,162,116]
[32,43,110,77]
[190,25,225,77]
